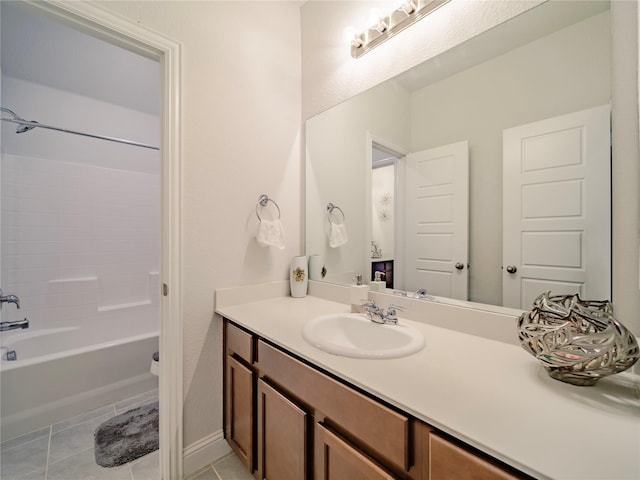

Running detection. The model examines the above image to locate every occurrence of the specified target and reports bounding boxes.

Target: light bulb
[368,9,388,33]
[398,0,416,15]
[343,26,363,48]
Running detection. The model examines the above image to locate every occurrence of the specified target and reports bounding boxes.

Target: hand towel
[257,218,285,249]
[329,222,348,248]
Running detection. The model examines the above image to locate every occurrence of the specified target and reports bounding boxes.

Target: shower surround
[0,152,160,440]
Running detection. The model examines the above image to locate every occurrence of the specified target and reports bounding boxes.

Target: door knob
[506,265,517,274]
[455,262,465,270]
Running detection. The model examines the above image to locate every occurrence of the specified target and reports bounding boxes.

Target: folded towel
[257,218,285,249]
[329,222,348,248]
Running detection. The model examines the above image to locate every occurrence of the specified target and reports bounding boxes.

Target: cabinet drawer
[430,433,522,480]
[257,340,409,472]
[225,320,253,363]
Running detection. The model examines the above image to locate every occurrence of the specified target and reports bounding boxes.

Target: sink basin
[301,313,425,359]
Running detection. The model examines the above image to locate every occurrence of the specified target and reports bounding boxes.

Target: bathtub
[0,326,159,441]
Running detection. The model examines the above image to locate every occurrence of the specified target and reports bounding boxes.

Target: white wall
[1,76,160,173]
[94,0,302,451]
[611,0,640,337]
[1,75,160,336]
[306,81,410,284]
[301,0,544,120]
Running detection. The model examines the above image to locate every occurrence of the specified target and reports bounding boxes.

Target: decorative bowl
[517,292,639,386]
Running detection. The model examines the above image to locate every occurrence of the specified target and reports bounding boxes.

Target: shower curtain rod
[0,108,159,151]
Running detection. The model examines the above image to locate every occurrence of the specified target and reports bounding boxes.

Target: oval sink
[301,313,425,359]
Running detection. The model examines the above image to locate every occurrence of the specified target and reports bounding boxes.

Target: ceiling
[1,1,160,116]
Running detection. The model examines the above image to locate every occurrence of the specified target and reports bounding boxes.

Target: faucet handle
[384,304,405,323]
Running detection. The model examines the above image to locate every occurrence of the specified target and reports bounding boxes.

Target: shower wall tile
[1,153,160,329]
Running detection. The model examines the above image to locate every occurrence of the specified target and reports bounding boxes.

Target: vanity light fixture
[348,0,450,58]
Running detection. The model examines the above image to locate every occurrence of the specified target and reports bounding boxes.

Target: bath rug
[94,401,159,467]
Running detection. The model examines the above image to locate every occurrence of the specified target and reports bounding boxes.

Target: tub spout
[0,289,20,309]
[0,319,29,332]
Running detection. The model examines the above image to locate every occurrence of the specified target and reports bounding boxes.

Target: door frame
[27,1,183,478]
[366,133,408,291]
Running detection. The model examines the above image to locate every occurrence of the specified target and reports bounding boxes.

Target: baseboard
[183,429,232,477]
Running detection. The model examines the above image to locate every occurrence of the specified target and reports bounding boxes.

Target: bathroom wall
[1,75,160,335]
[91,0,638,469]
[93,0,302,452]
[301,0,545,120]
[306,81,410,285]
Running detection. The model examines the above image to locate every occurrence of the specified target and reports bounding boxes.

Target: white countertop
[215,288,640,480]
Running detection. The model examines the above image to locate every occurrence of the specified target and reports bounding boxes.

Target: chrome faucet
[362,300,405,325]
[0,318,29,332]
[393,288,436,301]
[0,289,20,309]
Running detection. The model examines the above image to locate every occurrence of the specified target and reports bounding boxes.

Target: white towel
[329,222,348,248]
[256,219,285,249]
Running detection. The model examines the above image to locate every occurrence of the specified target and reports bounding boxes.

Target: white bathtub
[0,326,159,441]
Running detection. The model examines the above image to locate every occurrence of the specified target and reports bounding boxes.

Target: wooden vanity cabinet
[224,322,256,472]
[256,338,419,480]
[256,378,309,479]
[223,319,528,480]
[427,432,524,480]
[315,423,399,480]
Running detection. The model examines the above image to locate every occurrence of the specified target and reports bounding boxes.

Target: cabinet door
[257,379,308,480]
[430,433,522,480]
[316,423,398,480]
[225,355,254,471]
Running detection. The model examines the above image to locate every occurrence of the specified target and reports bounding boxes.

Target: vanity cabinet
[224,322,255,471]
[223,318,529,480]
[315,423,397,480]
[256,378,308,479]
[428,433,521,480]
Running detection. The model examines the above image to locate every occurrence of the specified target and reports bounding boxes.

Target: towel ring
[326,202,346,224]
[256,194,281,220]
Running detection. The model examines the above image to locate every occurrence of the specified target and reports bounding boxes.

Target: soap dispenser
[371,271,386,292]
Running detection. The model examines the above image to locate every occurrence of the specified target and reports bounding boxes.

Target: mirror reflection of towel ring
[326,202,346,224]
[256,194,281,220]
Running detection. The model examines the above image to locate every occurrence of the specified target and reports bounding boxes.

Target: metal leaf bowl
[517,292,639,386]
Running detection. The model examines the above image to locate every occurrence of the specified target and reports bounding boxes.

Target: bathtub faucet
[0,319,29,332]
[0,289,20,309]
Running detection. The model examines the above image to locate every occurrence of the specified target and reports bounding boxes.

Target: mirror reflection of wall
[305,2,611,309]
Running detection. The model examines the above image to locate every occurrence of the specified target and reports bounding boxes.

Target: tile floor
[186,453,253,480]
[1,387,253,480]
[1,389,160,480]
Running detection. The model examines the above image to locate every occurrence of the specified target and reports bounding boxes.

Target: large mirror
[305,0,612,310]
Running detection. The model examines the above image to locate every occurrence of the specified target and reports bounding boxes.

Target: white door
[404,141,469,299]
[503,105,611,309]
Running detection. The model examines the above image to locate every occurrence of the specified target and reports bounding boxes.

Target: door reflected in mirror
[305,1,612,310]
